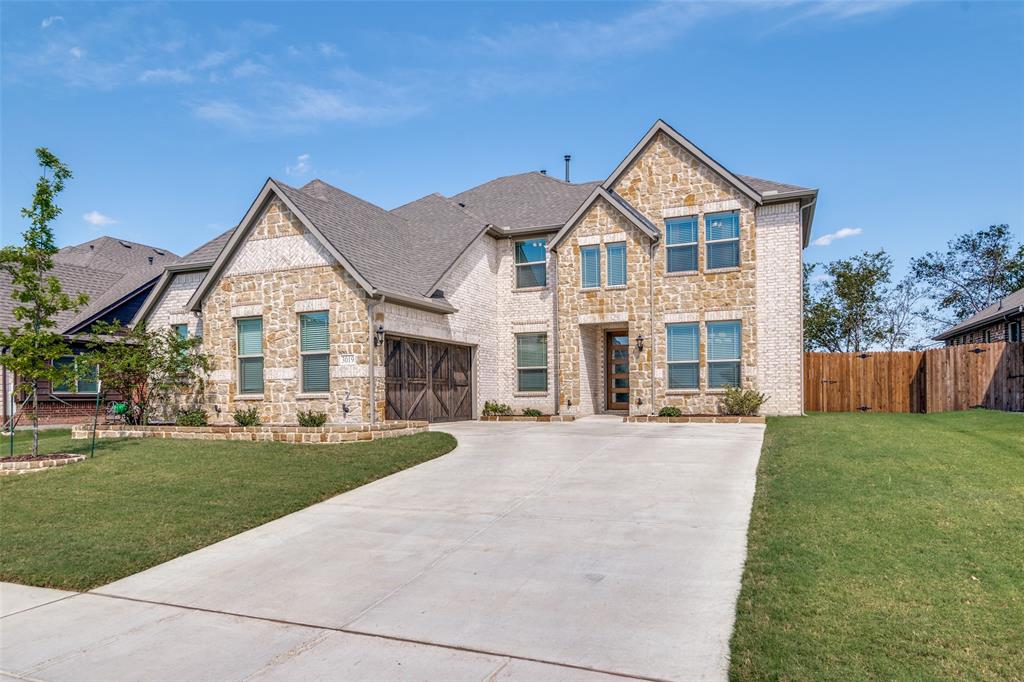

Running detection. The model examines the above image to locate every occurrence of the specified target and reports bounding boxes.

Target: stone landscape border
[624,415,766,424]
[479,415,576,422]
[71,421,428,444]
[0,455,87,476]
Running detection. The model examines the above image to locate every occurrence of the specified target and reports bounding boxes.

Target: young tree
[804,250,893,352]
[910,224,1024,328]
[0,149,87,456]
[879,276,928,351]
[78,321,210,426]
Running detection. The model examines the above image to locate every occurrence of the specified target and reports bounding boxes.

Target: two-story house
[135,120,817,422]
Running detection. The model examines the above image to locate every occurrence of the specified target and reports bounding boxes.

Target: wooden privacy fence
[804,342,1024,413]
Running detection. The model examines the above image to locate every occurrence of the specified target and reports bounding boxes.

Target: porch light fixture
[636,334,645,352]
[374,324,385,347]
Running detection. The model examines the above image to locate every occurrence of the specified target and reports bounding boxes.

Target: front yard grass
[730,410,1023,681]
[0,428,456,590]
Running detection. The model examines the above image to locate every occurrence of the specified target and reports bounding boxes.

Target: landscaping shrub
[232,407,261,426]
[175,408,208,427]
[297,410,328,427]
[482,400,513,416]
[658,406,683,417]
[719,385,769,416]
[522,408,542,417]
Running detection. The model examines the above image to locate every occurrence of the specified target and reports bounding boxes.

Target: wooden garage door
[384,337,472,422]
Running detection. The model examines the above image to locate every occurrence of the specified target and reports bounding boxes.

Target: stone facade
[71,421,426,443]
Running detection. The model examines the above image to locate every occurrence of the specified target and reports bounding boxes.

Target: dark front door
[606,331,630,411]
[385,336,473,422]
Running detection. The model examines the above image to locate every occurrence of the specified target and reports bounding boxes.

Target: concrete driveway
[0,417,764,682]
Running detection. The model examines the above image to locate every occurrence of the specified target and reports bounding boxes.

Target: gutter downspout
[552,249,560,416]
[649,240,656,416]
[798,198,816,415]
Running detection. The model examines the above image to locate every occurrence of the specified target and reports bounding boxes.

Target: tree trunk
[31,379,39,457]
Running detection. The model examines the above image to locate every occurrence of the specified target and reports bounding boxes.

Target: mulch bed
[2,453,82,462]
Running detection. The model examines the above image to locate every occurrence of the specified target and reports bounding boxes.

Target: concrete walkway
[0,418,764,681]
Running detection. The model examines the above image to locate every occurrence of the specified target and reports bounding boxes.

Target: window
[707,321,741,388]
[516,333,547,392]
[665,216,698,273]
[1008,320,1021,343]
[515,238,547,288]
[984,328,992,343]
[606,242,626,286]
[581,245,601,288]
[299,311,330,393]
[666,323,699,390]
[705,212,740,270]
[236,317,264,394]
[52,356,98,393]
[172,323,188,339]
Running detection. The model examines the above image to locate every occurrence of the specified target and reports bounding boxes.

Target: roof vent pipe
[148,256,154,265]
[540,169,547,175]
[564,155,571,182]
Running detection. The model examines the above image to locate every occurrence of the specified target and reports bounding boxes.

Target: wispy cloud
[41,16,64,29]
[765,0,910,34]
[813,227,863,247]
[286,153,312,176]
[139,68,192,84]
[83,210,117,226]
[231,59,269,78]
[69,46,85,60]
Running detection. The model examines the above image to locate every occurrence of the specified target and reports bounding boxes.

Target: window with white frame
[705,212,740,270]
[606,242,626,286]
[514,238,547,288]
[172,323,188,339]
[236,317,264,394]
[516,333,547,392]
[665,216,698,273]
[52,356,99,393]
[707,320,741,388]
[581,245,601,288]
[666,323,699,389]
[299,311,330,393]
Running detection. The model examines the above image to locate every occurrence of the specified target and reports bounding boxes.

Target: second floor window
[606,242,627,286]
[581,245,601,289]
[236,317,264,394]
[706,212,740,270]
[515,238,547,288]
[299,311,330,393]
[666,217,698,273]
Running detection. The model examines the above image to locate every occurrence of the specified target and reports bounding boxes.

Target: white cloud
[813,227,863,247]
[41,16,64,29]
[69,46,85,60]
[196,50,232,70]
[231,59,269,78]
[765,0,910,34]
[139,68,192,83]
[317,43,342,58]
[83,210,117,226]
[286,153,312,176]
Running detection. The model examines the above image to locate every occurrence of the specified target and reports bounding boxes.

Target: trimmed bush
[175,408,208,427]
[482,401,513,416]
[658,406,683,417]
[297,410,328,427]
[232,407,261,427]
[720,385,769,416]
[522,408,542,417]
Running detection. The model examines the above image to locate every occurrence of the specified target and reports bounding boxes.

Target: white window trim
[665,323,699,390]
[236,316,264,395]
[581,245,601,289]
[605,241,627,287]
[707,320,742,389]
[514,238,547,289]
[705,212,741,270]
[516,333,548,393]
[299,311,330,394]
[665,217,698,274]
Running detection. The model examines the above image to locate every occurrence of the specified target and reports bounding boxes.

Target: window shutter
[237,318,263,355]
[581,246,601,288]
[302,355,330,393]
[666,324,699,362]
[606,243,626,286]
[300,312,329,352]
[517,334,547,367]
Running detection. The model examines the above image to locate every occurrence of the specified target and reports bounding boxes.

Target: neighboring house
[1,237,179,425]
[934,287,1024,345]
[136,119,817,423]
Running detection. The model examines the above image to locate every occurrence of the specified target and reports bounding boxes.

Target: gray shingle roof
[736,174,814,197]
[178,227,236,266]
[933,287,1024,340]
[450,172,601,230]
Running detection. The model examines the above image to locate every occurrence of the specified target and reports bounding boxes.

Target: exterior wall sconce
[636,396,643,407]
[635,334,645,352]
[374,324,385,346]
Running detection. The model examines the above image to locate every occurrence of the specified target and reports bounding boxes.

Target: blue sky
[2,1,1022,277]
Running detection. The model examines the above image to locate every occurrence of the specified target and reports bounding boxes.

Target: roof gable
[550,187,660,250]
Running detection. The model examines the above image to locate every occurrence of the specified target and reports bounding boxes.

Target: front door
[606,331,630,411]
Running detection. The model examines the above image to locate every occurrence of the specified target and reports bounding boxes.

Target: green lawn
[730,410,1024,681]
[0,428,456,591]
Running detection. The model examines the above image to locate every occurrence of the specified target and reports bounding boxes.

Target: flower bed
[624,415,766,424]
[479,415,575,422]
[0,454,86,476]
[71,421,428,444]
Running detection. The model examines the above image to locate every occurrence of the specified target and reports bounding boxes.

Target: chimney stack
[564,155,571,182]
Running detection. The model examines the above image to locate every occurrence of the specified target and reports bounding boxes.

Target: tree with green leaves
[78,321,210,426]
[910,224,1024,328]
[804,250,893,352]
[0,149,87,456]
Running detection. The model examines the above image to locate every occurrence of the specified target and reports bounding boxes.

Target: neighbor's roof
[933,287,1024,341]
[0,237,179,336]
